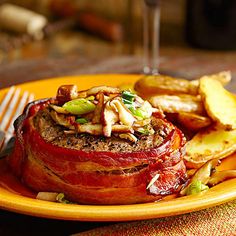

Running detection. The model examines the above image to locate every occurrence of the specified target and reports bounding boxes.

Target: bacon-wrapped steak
[8,86,187,204]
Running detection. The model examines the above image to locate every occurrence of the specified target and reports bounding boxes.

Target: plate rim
[0,178,235,221]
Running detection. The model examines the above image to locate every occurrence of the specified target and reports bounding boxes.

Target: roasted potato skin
[184,125,236,169]
[149,94,205,115]
[134,75,199,98]
[134,71,231,99]
[134,71,236,191]
[177,112,211,131]
[199,77,236,130]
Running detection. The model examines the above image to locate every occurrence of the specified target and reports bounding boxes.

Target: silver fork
[0,86,34,155]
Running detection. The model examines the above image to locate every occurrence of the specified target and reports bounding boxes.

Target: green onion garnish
[86,96,95,101]
[122,90,135,106]
[129,107,149,120]
[56,193,71,204]
[76,118,88,124]
[62,98,96,115]
[186,180,209,195]
[122,90,135,101]
[138,128,150,135]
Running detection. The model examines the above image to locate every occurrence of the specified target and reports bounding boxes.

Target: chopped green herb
[186,180,209,195]
[78,133,89,138]
[129,107,150,120]
[122,98,133,105]
[63,98,96,115]
[122,90,136,107]
[86,96,95,101]
[99,136,106,142]
[129,101,152,120]
[76,118,88,124]
[56,193,71,204]
[122,90,135,101]
[138,128,150,135]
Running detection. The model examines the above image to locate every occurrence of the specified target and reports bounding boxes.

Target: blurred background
[0,0,186,63]
[0,0,236,77]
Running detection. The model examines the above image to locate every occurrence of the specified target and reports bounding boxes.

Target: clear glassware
[143,0,160,75]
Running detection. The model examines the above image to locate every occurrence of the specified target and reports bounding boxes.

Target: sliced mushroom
[87,86,120,96]
[102,100,119,137]
[102,94,119,103]
[36,192,59,202]
[139,101,153,119]
[50,110,75,129]
[50,104,69,114]
[112,99,136,126]
[119,133,137,142]
[133,118,151,127]
[56,85,78,104]
[112,124,133,133]
[103,95,110,103]
[135,96,144,104]
[181,158,220,195]
[76,123,103,135]
[191,158,220,183]
[77,90,87,98]
[208,170,236,186]
[187,169,197,178]
[64,130,76,135]
[92,92,104,124]
[134,125,155,135]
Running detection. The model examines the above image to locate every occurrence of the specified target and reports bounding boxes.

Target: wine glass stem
[143,2,160,75]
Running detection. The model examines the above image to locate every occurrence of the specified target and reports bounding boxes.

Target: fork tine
[6,92,34,135]
[6,91,29,135]
[0,88,21,131]
[28,93,35,103]
[0,86,15,115]
[1,90,35,154]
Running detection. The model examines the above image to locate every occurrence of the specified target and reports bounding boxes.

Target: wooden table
[1,52,236,90]
[0,54,236,235]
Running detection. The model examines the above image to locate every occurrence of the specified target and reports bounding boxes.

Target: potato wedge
[199,77,236,129]
[206,71,231,86]
[149,94,205,114]
[134,74,198,97]
[190,71,231,89]
[177,112,212,131]
[134,71,231,98]
[184,125,236,168]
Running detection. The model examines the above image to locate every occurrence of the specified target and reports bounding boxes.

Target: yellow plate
[0,74,236,222]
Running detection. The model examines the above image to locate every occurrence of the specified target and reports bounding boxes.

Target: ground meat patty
[33,108,172,152]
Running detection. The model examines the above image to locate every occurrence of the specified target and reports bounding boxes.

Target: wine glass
[143,0,160,75]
